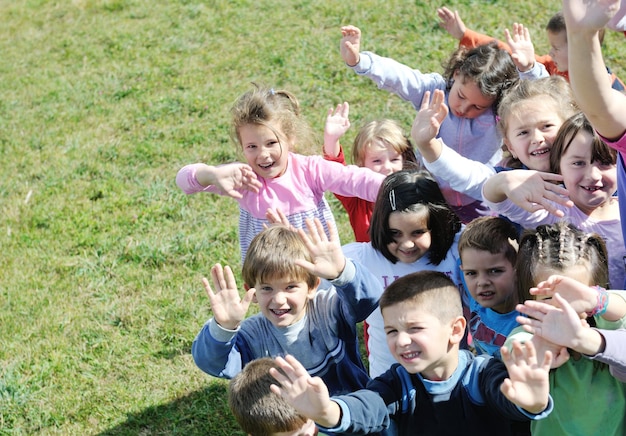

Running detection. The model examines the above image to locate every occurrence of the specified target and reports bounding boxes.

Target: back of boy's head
[442,41,518,110]
[379,270,462,322]
[546,11,606,43]
[549,112,617,174]
[228,358,310,436]
[230,83,317,154]
[242,225,317,288]
[369,169,461,265]
[458,216,519,266]
[516,222,610,300]
[352,119,417,167]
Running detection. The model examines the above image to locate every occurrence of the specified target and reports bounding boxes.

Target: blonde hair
[497,76,577,168]
[230,84,318,155]
[352,119,417,168]
[242,225,317,288]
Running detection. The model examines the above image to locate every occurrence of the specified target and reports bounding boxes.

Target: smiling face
[252,276,318,327]
[383,301,463,380]
[363,141,404,176]
[239,121,291,179]
[504,98,564,171]
[387,209,431,264]
[559,131,617,216]
[547,30,569,72]
[447,72,495,119]
[461,248,517,313]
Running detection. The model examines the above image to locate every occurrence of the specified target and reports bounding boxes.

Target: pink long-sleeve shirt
[177,152,385,260]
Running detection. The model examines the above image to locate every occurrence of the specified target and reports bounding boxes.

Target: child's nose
[530,129,545,144]
[396,331,411,346]
[272,292,287,304]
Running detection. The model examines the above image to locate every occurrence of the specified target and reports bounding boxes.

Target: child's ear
[244,283,258,303]
[503,140,517,159]
[449,315,467,345]
[307,277,321,299]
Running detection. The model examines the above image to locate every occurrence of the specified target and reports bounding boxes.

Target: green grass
[1,0,625,434]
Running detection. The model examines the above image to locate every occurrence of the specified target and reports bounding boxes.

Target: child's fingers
[419,91,432,110]
[201,277,215,298]
[211,264,227,291]
[222,265,238,290]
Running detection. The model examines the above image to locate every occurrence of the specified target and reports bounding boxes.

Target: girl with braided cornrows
[483,112,625,288]
[176,84,385,261]
[505,221,626,436]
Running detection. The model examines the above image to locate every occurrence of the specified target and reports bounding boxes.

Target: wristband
[586,286,609,317]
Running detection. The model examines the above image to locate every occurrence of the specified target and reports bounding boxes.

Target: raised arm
[563,0,626,139]
[203,264,255,330]
[516,293,606,355]
[176,162,261,198]
[340,25,362,67]
[270,355,341,428]
[532,275,626,322]
[296,218,346,281]
[500,340,552,414]
[410,90,447,163]
[504,23,537,73]
[323,102,351,159]
[482,170,572,217]
[437,7,467,40]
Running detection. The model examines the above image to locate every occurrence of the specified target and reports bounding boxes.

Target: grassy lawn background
[1,0,624,434]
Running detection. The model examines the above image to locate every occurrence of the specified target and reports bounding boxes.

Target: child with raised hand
[482,112,626,288]
[437,6,625,89]
[563,0,626,279]
[505,221,626,435]
[517,289,626,383]
[458,216,521,357]
[191,218,381,395]
[228,357,319,436]
[411,75,577,201]
[176,85,385,261]
[323,102,418,242]
[269,271,554,435]
[340,25,518,223]
[342,169,464,378]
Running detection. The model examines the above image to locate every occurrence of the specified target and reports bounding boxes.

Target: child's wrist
[586,286,609,317]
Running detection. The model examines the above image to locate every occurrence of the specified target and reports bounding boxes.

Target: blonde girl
[411,76,577,202]
[483,112,625,289]
[323,102,417,242]
[176,85,385,260]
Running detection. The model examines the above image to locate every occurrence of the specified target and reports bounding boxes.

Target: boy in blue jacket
[191,218,380,395]
[270,271,554,435]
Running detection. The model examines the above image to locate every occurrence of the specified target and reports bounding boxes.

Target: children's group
[177,0,626,434]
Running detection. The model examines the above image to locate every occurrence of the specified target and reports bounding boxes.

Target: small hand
[411,90,448,146]
[264,208,295,229]
[323,102,350,157]
[504,23,535,72]
[499,170,573,217]
[437,7,466,40]
[528,275,597,314]
[213,163,262,199]
[500,340,552,414]
[516,293,592,350]
[203,264,255,330]
[270,355,339,428]
[296,218,346,281]
[340,25,361,67]
[562,0,621,32]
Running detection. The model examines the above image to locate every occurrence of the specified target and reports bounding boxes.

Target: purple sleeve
[589,328,626,382]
